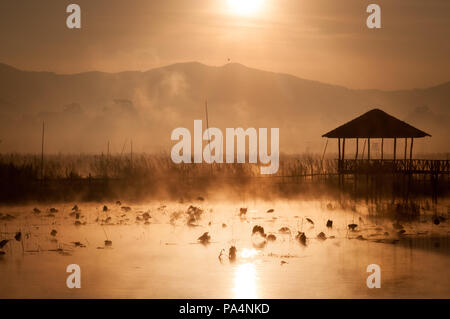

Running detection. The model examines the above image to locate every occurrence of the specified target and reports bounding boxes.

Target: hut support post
[381,138,384,160]
[342,138,346,161]
[342,138,346,176]
[41,121,45,180]
[404,138,407,161]
[355,138,358,160]
[338,138,341,171]
[367,138,370,160]
[410,138,414,161]
[393,138,397,161]
[338,138,341,160]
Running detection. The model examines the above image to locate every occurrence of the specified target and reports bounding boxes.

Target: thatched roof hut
[322,108,431,161]
[322,109,430,139]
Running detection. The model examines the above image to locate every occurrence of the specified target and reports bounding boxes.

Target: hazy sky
[0,0,449,90]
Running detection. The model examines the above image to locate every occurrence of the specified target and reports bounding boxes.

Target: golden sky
[0,0,449,90]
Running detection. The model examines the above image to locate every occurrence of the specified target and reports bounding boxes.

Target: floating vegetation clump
[229,246,237,262]
[197,232,210,245]
[278,227,291,234]
[295,232,307,246]
[317,232,327,240]
[186,205,203,226]
[0,214,15,221]
[0,240,9,248]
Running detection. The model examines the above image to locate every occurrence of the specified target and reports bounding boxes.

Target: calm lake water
[1,199,449,298]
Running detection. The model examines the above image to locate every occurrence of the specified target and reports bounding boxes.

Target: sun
[227,0,264,16]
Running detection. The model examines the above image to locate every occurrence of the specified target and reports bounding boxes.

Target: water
[0,199,449,298]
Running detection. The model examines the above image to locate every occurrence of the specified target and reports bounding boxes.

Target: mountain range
[0,62,448,154]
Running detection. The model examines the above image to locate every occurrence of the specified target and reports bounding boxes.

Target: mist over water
[1,62,449,154]
[0,0,449,303]
[0,195,449,298]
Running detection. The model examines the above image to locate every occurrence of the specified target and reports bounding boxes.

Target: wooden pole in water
[342,138,346,161]
[393,138,397,161]
[205,100,213,175]
[338,138,341,171]
[130,139,133,169]
[381,138,384,160]
[361,139,366,158]
[367,138,370,160]
[321,139,328,173]
[41,121,45,180]
[338,138,341,160]
[341,138,346,183]
[355,138,358,160]
[106,140,110,177]
[404,138,407,161]
[409,137,414,173]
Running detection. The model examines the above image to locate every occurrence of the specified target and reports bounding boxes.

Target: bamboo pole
[342,138,346,160]
[338,138,341,160]
[321,139,328,173]
[106,140,110,177]
[404,138,407,160]
[393,138,397,161]
[130,139,133,169]
[361,139,366,158]
[41,121,45,180]
[338,138,341,172]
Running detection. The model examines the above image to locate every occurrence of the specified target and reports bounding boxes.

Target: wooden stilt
[342,138,346,161]
[41,121,45,180]
[367,138,371,160]
[338,138,341,160]
[409,137,414,173]
[130,139,133,169]
[404,138,407,160]
[362,139,366,158]
[341,138,345,186]
[355,138,359,160]
[338,138,341,172]
[381,138,384,160]
[393,138,397,161]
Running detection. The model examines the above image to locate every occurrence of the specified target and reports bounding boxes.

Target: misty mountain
[0,62,448,154]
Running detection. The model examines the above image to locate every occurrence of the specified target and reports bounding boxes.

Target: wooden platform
[338,159,449,175]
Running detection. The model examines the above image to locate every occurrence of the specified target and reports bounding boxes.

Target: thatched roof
[322,109,431,138]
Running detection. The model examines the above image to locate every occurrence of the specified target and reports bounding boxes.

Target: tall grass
[0,152,337,180]
[0,152,447,203]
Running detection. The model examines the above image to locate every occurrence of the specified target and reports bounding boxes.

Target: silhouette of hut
[322,109,431,171]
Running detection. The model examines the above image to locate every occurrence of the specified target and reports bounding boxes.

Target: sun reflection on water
[233,261,258,298]
[240,247,259,259]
